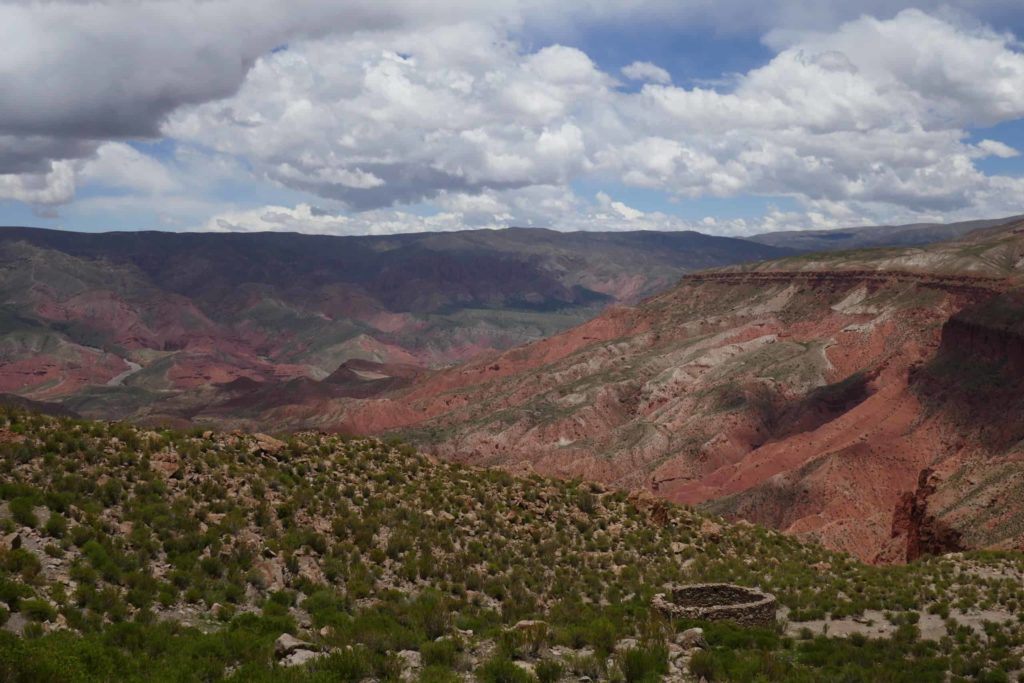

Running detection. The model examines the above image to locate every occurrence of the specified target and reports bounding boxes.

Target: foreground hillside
[2,410,1024,682]
[0,226,788,421]
[269,221,1024,564]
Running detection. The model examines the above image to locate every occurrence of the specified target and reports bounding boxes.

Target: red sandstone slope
[304,221,1024,563]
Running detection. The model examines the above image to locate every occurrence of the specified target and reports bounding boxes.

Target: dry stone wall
[653,583,777,628]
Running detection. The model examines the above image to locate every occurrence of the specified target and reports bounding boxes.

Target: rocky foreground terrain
[2,408,1024,681]
[242,220,1024,566]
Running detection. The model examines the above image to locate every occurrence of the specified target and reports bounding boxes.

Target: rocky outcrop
[938,291,1024,375]
[911,290,1024,454]
[889,469,964,563]
[681,270,1010,296]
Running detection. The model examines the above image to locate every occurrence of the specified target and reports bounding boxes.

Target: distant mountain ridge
[748,215,1024,252]
[0,224,790,417]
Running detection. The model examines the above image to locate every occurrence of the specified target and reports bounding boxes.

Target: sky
[3,1,1024,237]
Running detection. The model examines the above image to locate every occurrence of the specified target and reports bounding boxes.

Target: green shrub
[476,656,537,683]
[19,599,57,623]
[421,638,460,668]
[689,650,717,680]
[535,659,564,683]
[8,499,37,529]
[618,643,669,683]
[419,665,461,683]
[43,514,66,539]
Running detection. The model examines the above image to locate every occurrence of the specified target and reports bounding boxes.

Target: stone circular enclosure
[653,583,777,628]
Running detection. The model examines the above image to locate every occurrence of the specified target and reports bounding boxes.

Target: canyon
[4,219,1024,563]
[267,220,1024,563]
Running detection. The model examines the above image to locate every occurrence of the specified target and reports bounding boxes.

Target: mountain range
[4,217,1024,565]
[0,226,788,415]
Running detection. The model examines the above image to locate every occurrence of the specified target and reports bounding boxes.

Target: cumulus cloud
[203,202,506,236]
[0,162,75,205]
[201,188,740,237]
[167,25,610,209]
[0,0,547,201]
[974,139,1020,158]
[3,1,1024,231]
[599,10,1024,220]
[161,8,1024,230]
[78,143,180,194]
[621,61,671,84]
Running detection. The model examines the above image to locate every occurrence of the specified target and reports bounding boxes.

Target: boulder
[254,558,285,591]
[700,519,723,542]
[297,555,326,584]
[1,532,21,551]
[396,649,422,670]
[677,627,707,650]
[253,433,287,454]
[274,633,312,659]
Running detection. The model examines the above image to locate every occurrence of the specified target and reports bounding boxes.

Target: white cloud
[0,161,75,205]
[163,9,1024,231]
[621,61,671,84]
[975,139,1019,158]
[595,191,644,220]
[199,188,724,237]
[597,10,1024,220]
[203,202,509,236]
[166,23,610,209]
[78,143,180,194]
[3,2,1024,232]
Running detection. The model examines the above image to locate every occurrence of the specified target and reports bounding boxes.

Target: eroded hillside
[289,221,1024,564]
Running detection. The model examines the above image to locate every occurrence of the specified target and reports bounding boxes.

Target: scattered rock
[281,649,322,667]
[700,520,723,542]
[150,450,180,478]
[614,637,639,652]
[513,661,535,676]
[513,619,547,630]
